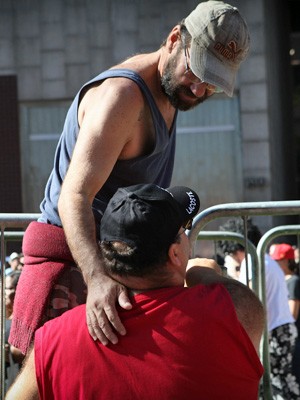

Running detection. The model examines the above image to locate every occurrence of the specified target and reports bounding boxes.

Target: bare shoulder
[186,260,265,353]
[82,74,145,112]
[77,73,147,148]
[79,51,162,124]
[223,279,265,352]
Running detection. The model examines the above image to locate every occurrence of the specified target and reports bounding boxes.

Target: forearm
[58,190,132,343]
[5,348,39,400]
[58,190,104,283]
[289,299,300,320]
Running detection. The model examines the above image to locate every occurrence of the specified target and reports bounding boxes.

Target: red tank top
[35,284,263,399]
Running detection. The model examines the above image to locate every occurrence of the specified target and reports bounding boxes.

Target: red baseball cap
[269,243,295,261]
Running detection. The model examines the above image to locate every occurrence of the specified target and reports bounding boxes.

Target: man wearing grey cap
[11,1,250,354]
[7,184,264,400]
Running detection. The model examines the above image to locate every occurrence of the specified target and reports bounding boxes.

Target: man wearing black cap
[7,184,264,400]
[11,1,251,354]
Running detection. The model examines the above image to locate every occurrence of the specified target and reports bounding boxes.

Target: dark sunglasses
[182,219,193,230]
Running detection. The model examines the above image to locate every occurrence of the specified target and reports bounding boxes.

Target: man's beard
[161,52,208,111]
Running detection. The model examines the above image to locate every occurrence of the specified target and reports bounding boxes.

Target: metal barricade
[1,204,300,399]
[256,225,300,399]
[189,201,300,400]
[0,214,39,399]
[195,231,259,292]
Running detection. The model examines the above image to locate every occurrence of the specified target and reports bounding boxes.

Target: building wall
[238,0,271,201]
[0,0,202,100]
[0,0,295,232]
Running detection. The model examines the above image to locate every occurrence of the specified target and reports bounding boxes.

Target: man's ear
[166,25,181,52]
[168,242,181,267]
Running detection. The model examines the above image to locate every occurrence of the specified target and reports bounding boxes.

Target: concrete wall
[0,0,201,100]
[0,0,296,232]
[238,0,271,202]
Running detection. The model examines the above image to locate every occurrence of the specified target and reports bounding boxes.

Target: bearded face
[160,45,209,111]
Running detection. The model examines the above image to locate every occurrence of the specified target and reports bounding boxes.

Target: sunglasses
[182,219,193,230]
[183,45,223,94]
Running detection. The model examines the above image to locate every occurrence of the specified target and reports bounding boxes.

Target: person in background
[223,253,241,279]
[269,243,300,386]
[5,271,25,393]
[18,253,24,269]
[6,183,264,400]
[5,253,22,276]
[217,218,300,399]
[10,1,251,355]
[293,246,300,266]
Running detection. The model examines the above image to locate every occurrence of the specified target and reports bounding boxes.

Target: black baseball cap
[100,184,200,255]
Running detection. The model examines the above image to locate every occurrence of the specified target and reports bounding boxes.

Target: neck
[111,273,183,295]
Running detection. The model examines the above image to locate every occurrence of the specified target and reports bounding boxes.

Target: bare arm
[58,78,146,344]
[5,349,38,400]
[185,258,265,354]
[289,299,300,320]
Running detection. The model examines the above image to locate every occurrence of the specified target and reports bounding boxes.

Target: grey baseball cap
[185,1,250,96]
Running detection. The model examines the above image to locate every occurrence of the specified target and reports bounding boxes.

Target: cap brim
[166,186,200,222]
[190,40,236,97]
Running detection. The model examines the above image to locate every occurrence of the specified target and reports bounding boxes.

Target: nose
[190,82,208,98]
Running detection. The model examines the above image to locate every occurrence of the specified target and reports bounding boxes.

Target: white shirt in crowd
[239,253,294,332]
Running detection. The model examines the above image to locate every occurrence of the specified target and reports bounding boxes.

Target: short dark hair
[180,21,192,46]
[100,234,182,280]
[217,218,262,256]
[160,21,192,48]
[288,259,299,274]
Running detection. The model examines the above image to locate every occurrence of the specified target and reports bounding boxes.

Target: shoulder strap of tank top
[86,69,162,123]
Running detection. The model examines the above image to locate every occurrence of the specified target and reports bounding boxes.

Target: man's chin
[162,85,208,110]
[175,89,208,110]
[177,97,206,111]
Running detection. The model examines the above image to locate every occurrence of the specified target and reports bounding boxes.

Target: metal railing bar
[0,213,40,229]
[1,232,25,242]
[189,200,300,244]
[256,225,300,400]
[1,226,5,399]
[0,215,39,398]
[195,231,259,292]
[189,204,300,400]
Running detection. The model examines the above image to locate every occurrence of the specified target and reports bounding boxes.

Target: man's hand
[86,275,132,345]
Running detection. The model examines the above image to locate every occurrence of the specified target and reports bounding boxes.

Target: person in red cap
[270,243,300,385]
[6,184,264,400]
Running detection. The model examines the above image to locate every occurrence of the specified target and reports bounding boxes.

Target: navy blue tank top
[39,69,177,233]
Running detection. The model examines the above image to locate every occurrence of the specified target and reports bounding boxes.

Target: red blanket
[9,221,75,354]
